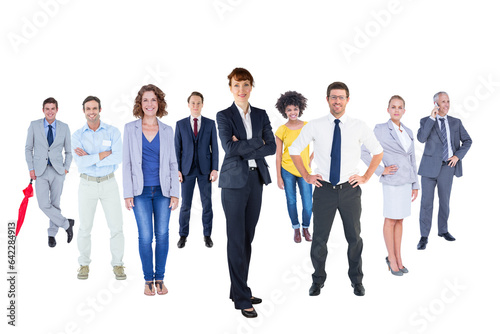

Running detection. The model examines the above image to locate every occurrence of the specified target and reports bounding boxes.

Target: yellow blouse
[276,123,311,177]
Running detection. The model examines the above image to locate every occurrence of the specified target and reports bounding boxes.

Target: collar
[235,104,252,118]
[83,121,106,132]
[44,118,56,129]
[437,115,448,122]
[328,113,345,124]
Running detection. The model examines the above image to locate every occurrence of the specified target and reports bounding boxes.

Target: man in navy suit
[175,92,219,248]
[416,91,472,250]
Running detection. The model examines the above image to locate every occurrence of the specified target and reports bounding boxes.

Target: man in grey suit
[416,92,472,250]
[25,97,74,248]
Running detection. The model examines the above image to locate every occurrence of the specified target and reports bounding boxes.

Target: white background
[1,0,499,333]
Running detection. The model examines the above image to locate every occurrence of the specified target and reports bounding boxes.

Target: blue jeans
[132,186,171,281]
[281,167,312,229]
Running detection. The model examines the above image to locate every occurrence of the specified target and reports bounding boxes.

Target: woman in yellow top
[275,91,313,243]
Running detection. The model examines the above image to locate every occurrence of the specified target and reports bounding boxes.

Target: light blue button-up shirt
[72,121,122,177]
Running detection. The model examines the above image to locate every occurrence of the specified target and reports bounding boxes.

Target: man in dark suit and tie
[416,91,472,250]
[25,97,74,248]
[175,92,219,248]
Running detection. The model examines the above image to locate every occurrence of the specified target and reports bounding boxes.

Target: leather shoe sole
[241,309,258,318]
[309,283,324,296]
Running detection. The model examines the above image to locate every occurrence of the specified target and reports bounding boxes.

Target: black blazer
[174,116,219,176]
[216,103,276,189]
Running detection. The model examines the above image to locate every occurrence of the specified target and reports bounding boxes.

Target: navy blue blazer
[174,116,219,176]
[416,115,472,178]
[216,103,276,189]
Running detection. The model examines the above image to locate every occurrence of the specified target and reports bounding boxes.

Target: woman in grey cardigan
[361,95,419,276]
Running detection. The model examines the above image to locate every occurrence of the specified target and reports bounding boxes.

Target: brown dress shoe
[302,228,312,241]
[294,228,301,243]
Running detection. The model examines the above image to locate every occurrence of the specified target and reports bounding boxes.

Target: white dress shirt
[235,104,257,168]
[392,121,412,152]
[289,113,383,185]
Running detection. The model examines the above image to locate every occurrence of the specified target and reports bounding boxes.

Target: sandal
[144,281,155,296]
[155,280,168,295]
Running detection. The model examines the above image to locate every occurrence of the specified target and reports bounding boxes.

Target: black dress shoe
[438,232,456,241]
[241,308,258,318]
[204,236,213,248]
[417,237,428,250]
[66,219,75,243]
[351,283,365,296]
[250,296,262,304]
[48,236,56,248]
[309,282,324,296]
[177,236,187,248]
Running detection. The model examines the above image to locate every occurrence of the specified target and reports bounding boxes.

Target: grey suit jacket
[25,118,72,176]
[416,115,472,178]
[361,120,419,189]
[122,118,179,199]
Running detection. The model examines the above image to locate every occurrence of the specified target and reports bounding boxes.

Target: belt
[319,180,350,189]
[249,167,258,171]
[80,172,115,183]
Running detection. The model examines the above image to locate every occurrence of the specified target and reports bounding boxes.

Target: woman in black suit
[216,68,276,318]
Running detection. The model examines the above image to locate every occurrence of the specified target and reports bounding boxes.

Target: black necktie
[329,119,341,185]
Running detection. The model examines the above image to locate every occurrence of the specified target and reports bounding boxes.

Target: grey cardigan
[361,120,419,190]
[122,118,179,199]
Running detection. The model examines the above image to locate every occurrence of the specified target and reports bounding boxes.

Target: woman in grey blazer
[361,95,419,276]
[122,84,179,295]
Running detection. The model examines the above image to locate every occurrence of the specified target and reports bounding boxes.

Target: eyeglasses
[329,95,347,101]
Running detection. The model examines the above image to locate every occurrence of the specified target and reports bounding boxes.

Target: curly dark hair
[275,91,308,118]
[133,84,168,119]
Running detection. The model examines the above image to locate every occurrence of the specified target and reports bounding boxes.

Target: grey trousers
[35,165,70,237]
[311,181,363,285]
[419,164,455,237]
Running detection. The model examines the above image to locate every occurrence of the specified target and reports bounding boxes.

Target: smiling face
[83,100,101,125]
[387,98,405,122]
[327,89,349,118]
[436,93,450,117]
[285,105,300,121]
[43,103,58,124]
[230,78,252,105]
[188,95,203,117]
[141,91,159,118]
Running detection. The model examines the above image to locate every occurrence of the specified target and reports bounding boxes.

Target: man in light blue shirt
[72,96,126,280]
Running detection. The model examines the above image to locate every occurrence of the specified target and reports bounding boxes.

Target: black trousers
[221,170,263,309]
[311,181,364,285]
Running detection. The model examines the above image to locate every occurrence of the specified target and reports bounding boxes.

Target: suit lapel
[197,116,206,139]
[433,119,445,144]
[134,119,143,156]
[387,120,404,152]
[250,105,259,140]
[447,116,457,148]
[38,119,49,147]
[230,103,247,140]
[52,120,61,145]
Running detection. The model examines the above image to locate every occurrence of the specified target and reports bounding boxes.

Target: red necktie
[194,118,198,137]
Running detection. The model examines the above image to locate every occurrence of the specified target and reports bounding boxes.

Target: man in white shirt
[290,82,383,297]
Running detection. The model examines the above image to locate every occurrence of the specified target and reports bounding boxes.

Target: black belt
[319,180,350,189]
[249,167,258,171]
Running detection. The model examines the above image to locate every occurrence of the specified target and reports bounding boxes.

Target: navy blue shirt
[142,133,160,186]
